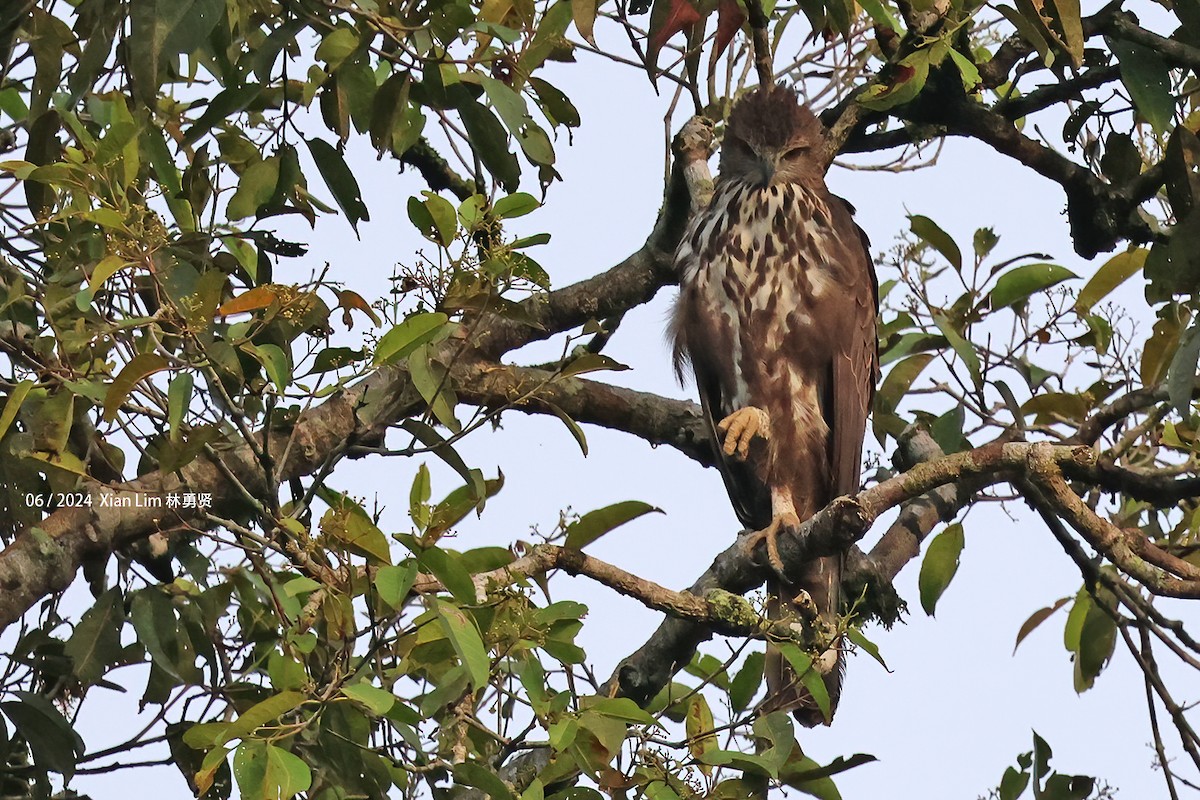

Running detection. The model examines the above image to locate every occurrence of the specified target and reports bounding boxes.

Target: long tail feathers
[761,555,843,726]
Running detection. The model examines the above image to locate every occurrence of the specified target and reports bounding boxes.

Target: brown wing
[826,197,879,499]
[671,287,772,531]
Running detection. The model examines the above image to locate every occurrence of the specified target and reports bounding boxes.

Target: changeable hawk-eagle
[671,85,878,726]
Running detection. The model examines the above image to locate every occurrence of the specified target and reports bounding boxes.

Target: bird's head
[720,84,826,190]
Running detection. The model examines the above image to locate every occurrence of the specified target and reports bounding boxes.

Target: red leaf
[713,0,745,61]
[647,0,704,71]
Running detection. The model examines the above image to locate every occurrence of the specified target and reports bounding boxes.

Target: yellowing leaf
[104,354,169,422]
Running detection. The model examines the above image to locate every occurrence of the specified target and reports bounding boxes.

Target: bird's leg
[745,510,799,578]
[717,406,771,459]
[742,486,800,580]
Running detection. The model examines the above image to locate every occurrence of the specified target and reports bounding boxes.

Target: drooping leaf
[321,496,393,564]
[564,500,662,550]
[989,263,1077,309]
[376,561,418,609]
[65,588,124,685]
[918,522,965,616]
[343,682,398,717]
[1168,319,1200,418]
[435,599,490,688]
[374,312,450,366]
[931,314,982,389]
[1108,37,1175,134]
[1074,249,1146,313]
[457,100,521,192]
[454,762,517,800]
[104,354,169,422]
[1,692,85,780]
[685,695,718,770]
[0,379,34,441]
[729,651,765,711]
[305,138,370,231]
[226,155,281,220]
[494,192,540,219]
[1013,597,1070,654]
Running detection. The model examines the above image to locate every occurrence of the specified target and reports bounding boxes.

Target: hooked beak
[756,157,776,188]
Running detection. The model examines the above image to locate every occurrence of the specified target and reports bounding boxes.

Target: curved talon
[746,511,799,579]
[717,407,771,459]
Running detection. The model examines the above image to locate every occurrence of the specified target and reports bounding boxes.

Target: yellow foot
[745,511,799,578]
[717,406,771,459]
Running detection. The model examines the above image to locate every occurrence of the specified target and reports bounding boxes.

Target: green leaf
[227,156,281,220]
[1013,598,1070,655]
[859,50,931,111]
[559,352,631,378]
[529,77,581,129]
[408,343,460,433]
[876,353,933,414]
[166,374,193,443]
[0,379,34,441]
[1075,591,1118,691]
[931,314,982,389]
[454,762,516,800]
[494,192,540,219]
[582,696,657,725]
[243,342,291,394]
[422,191,458,246]
[374,312,450,366]
[846,627,888,671]
[685,695,717,764]
[128,0,223,105]
[458,100,521,192]
[305,138,370,231]
[264,745,312,799]
[315,26,360,70]
[989,263,1078,309]
[909,215,962,270]
[2,692,85,780]
[65,588,124,685]
[564,500,662,549]
[545,402,588,456]
[730,651,764,711]
[104,354,169,421]
[343,682,397,716]
[232,740,267,798]
[436,599,490,688]
[918,522,964,616]
[376,561,418,608]
[858,0,902,33]
[948,48,981,89]
[1108,37,1175,135]
[1074,249,1146,313]
[779,644,831,723]
[222,691,307,745]
[322,496,392,564]
[1168,319,1200,418]
[399,419,482,498]
[418,546,479,605]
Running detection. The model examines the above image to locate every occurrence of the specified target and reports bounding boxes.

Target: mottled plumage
[671,85,878,726]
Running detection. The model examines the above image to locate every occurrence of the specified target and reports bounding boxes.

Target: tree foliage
[0,0,1198,798]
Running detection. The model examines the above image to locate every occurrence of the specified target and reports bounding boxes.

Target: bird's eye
[783,145,811,160]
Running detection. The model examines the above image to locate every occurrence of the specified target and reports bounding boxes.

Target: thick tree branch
[473,117,713,359]
[453,361,710,463]
[0,117,717,633]
[400,138,476,201]
[411,543,825,645]
[607,441,1120,706]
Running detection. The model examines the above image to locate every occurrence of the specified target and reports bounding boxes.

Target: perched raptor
[671,85,878,726]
